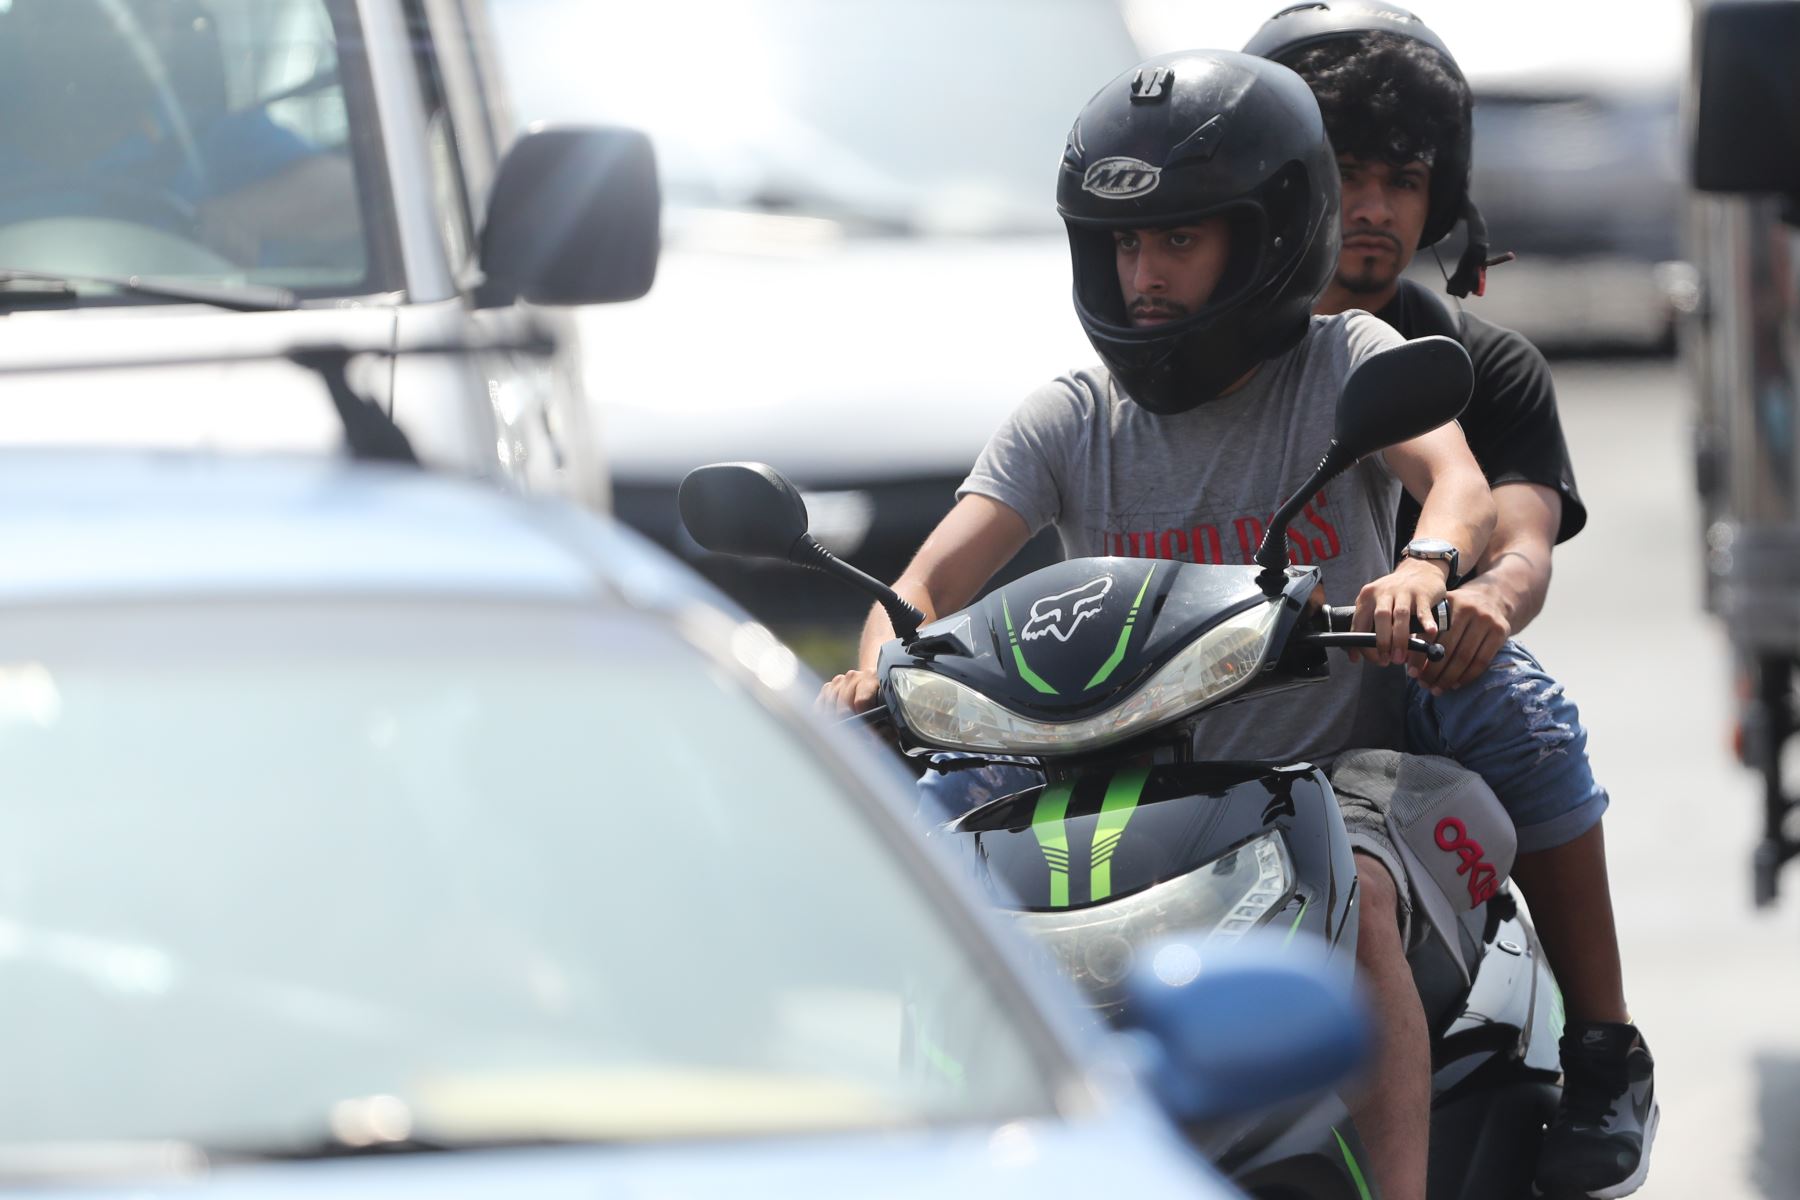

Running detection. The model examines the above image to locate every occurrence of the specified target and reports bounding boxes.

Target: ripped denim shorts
[1405,639,1609,855]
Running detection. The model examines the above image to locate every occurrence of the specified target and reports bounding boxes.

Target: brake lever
[842,703,891,727]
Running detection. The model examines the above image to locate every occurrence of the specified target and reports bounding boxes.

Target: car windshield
[0,0,376,297]
[490,0,1143,236]
[0,604,1057,1159]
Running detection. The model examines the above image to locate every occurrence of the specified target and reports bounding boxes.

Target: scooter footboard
[1427,1079,1558,1200]
[1216,1098,1380,1200]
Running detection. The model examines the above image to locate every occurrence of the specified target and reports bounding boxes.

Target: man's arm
[818,494,1032,713]
[1417,482,1561,692]
[1353,422,1496,667]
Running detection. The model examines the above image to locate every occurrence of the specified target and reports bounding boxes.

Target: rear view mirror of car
[1690,1,1800,199]
[479,125,661,306]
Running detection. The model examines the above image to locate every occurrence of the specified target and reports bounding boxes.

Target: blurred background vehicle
[489,0,1134,642]
[484,0,1693,662]
[1128,0,1690,355]
[1681,0,1800,907]
[0,0,658,506]
[0,340,1366,1196]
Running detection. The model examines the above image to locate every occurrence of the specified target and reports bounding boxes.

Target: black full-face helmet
[1057,51,1340,416]
[1244,1,1496,297]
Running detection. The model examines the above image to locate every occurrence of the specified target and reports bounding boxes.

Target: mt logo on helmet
[1082,157,1162,199]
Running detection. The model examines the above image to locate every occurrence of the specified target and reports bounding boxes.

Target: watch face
[1406,538,1457,560]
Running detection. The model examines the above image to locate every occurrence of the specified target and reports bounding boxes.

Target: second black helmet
[1057,51,1340,416]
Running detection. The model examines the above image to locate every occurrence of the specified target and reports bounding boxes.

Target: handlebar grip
[1325,600,1453,634]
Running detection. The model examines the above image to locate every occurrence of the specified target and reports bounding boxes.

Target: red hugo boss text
[1435,816,1499,907]
[1104,490,1343,565]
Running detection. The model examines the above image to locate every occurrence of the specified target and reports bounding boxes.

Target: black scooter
[681,336,1563,1199]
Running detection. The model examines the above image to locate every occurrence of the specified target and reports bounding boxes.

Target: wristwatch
[1402,537,1461,584]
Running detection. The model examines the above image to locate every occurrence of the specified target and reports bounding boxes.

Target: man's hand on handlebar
[1349,557,1448,673]
[817,668,881,716]
[1416,580,1509,694]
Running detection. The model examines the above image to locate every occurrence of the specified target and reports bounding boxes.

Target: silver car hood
[581,231,1095,486]
[0,304,513,482]
[0,1106,1226,1199]
[0,306,406,455]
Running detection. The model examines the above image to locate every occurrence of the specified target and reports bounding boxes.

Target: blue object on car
[1122,933,1372,1124]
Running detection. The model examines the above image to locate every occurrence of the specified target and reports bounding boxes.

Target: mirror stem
[1253,444,1347,594]
[790,535,926,643]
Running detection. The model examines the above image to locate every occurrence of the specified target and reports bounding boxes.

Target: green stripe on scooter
[1089,766,1150,901]
[1031,781,1075,907]
[1085,564,1157,690]
[1332,1128,1374,1200]
[1002,594,1058,695]
[1283,898,1310,946]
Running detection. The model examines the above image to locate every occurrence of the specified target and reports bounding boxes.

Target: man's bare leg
[1350,851,1430,1200]
[1509,820,1629,1024]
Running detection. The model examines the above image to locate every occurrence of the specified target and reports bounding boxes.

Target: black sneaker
[1534,1022,1659,1199]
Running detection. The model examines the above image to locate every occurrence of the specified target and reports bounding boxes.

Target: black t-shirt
[1378,278,1587,549]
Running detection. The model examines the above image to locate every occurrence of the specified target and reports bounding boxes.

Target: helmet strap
[1442,196,1513,299]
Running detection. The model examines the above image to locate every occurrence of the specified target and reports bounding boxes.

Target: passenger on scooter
[819,51,1492,1200]
[1246,6,1656,1194]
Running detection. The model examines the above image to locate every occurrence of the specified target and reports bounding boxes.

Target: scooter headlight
[1009,832,1293,1010]
[889,602,1281,755]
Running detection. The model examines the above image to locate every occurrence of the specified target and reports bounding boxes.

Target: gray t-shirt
[959,312,1408,763]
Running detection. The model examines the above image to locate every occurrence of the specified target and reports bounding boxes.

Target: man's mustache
[1129,298,1191,319]
[1342,227,1402,254]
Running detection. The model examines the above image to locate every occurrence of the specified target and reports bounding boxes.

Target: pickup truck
[0,0,657,507]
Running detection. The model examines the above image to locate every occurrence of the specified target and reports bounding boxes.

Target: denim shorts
[1405,640,1609,855]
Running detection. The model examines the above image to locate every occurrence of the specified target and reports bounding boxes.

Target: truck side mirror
[1690,1,1800,199]
[478,125,661,307]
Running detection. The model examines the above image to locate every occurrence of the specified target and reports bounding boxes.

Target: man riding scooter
[822,50,1493,1200]
[1246,6,1656,1195]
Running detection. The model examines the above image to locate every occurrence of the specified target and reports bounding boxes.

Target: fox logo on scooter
[1021,576,1112,643]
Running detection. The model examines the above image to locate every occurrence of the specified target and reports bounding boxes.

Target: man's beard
[1335,258,1398,296]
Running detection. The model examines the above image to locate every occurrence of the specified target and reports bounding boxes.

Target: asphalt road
[1521,357,1800,1199]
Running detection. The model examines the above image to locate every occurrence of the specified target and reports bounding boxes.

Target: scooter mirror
[1332,334,1473,462]
[1121,932,1369,1124]
[1253,335,1474,583]
[679,462,811,561]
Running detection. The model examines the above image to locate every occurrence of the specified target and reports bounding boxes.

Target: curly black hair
[1284,32,1470,168]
